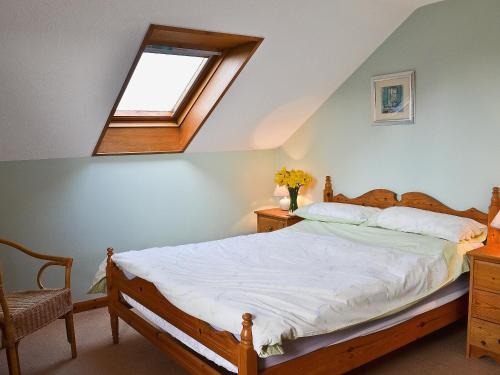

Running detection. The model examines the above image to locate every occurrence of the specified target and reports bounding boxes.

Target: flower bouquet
[274,167,312,213]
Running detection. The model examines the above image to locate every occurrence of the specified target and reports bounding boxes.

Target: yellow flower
[274,167,312,188]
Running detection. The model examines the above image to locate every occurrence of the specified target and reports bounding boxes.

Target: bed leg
[106,248,119,344]
[238,313,258,375]
[109,311,119,344]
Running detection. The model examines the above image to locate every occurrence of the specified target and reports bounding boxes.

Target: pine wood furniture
[0,238,77,375]
[73,296,108,314]
[254,208,303,233]
[105,177,499,375]
[467,243,500,363]
[487,188,500,244]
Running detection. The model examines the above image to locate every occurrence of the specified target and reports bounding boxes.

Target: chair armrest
[37,259,73,289]
[0,237,73,289]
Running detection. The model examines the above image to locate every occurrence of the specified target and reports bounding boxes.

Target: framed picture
[371,70,415,125]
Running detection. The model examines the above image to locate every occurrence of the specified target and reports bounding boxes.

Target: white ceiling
[0,0,440,161]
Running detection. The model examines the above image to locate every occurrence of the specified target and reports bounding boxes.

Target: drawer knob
[481,340,486,346]
[267,226,274,231]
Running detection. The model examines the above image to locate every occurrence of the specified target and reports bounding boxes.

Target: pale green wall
[0,150,275,301]
[277,0,500,212]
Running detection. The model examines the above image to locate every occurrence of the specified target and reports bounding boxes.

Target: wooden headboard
[322,176,499,232]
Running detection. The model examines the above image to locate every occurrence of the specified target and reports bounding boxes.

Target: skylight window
[94,25,263,155]
[115,46,215,118]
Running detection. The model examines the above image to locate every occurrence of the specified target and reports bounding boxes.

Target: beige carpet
[1,308,498,375]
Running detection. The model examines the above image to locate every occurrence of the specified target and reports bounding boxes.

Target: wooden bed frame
[106,177,500,375]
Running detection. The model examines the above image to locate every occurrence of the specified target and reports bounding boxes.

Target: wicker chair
[0,238,77,375]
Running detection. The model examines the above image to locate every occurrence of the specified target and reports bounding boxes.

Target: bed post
[323,176,333,202]
[106,247,119,344]
[238,313,258,375]
[488,187,500,244]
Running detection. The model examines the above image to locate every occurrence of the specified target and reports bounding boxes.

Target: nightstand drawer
[257,216,285,233]
[470,318,500,354]
[474,260,500,293]
[472,289,500,324]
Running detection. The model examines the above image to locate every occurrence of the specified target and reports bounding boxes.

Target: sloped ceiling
[0,0,440,161]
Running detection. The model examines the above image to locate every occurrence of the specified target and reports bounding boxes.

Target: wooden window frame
[93,25,263,156]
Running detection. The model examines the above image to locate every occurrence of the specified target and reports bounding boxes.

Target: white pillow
[373,206,487,243]
[294,202,381,224]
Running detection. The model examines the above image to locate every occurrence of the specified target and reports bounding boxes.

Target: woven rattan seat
[1,288,72,343]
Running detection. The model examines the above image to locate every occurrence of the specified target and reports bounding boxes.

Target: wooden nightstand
[467,243,500,363]
[254,208,303,233]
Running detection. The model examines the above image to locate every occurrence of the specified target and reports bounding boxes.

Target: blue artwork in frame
[382,85,403,113]
[371,71,415,125]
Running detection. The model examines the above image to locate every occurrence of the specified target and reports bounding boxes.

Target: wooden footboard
[106,248,257,375]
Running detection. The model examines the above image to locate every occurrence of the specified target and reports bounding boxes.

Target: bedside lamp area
[273,185,290,211]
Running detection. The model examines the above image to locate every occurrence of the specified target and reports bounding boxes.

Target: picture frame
[371,70,415,125]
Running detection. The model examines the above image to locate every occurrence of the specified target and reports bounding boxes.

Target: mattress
[122,274,469,373]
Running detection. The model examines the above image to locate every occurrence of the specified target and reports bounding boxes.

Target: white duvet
[109,221,474,357]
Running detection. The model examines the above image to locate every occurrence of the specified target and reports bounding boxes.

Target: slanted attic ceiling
[0,0,440,161]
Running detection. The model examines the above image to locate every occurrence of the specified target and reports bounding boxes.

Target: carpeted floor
[1,308,498,375]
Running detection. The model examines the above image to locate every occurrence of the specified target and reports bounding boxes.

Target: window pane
[116,52,208,115]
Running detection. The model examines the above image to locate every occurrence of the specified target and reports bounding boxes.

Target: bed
[104,177,500,374]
